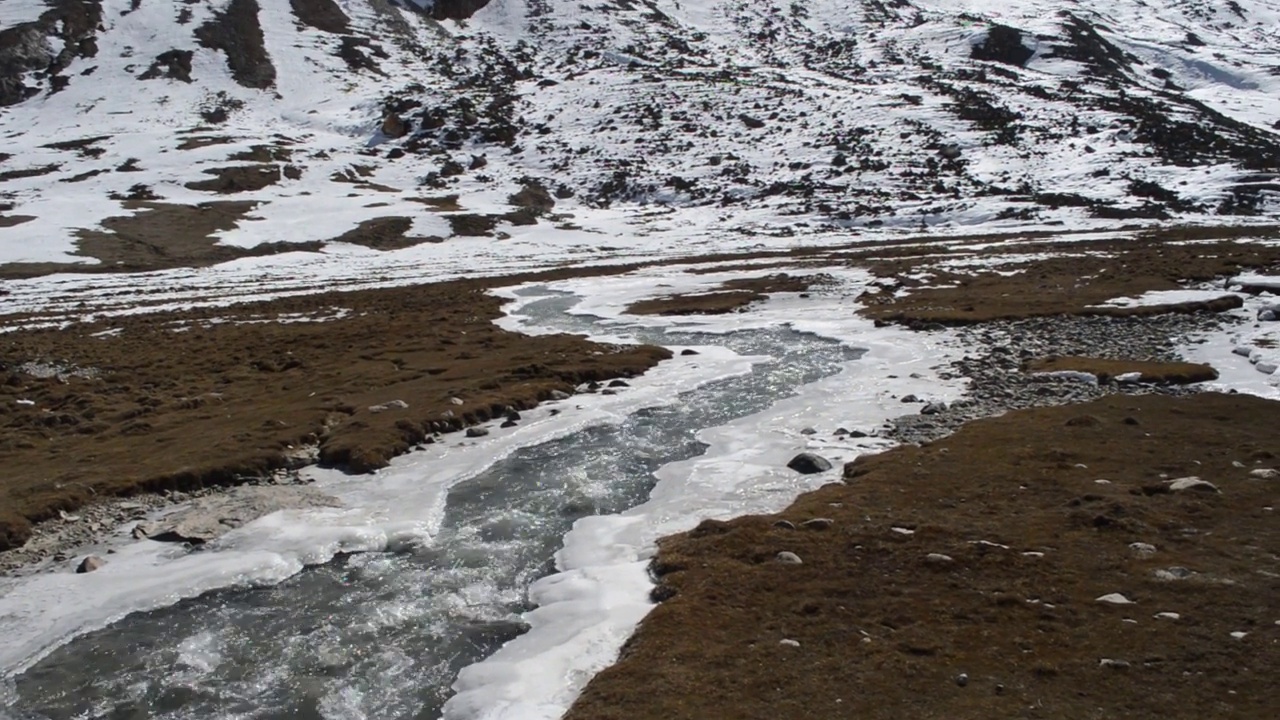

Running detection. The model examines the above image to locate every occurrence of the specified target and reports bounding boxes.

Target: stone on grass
[1249,468,1278,479]
[925,553,954,564]
[1099,658,1131,670]
[800,518,834,530]
[921,402,947,415]
[1168,476,1220,493]
[1096,593,1136,605]
[787,452,832,474]
[773,519,797,530]
[775,551,803,565]
[1129,542,1157,555]
[779,638,801,647]
[368,399,409,413]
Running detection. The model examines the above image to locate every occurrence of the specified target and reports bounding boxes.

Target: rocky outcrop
[971,25,1035,67]
[196,0,277,89]
[0,0,102,106]
[135,486,342,544]
[429,0,493,21]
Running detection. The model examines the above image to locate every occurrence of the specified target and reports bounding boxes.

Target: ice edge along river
[0,265,968,719]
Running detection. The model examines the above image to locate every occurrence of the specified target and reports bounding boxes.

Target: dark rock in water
[500,419,517,428]
[938,144,963,160]
[787,452,833,474]
[608,379,630,388]
[921,402,947,415]
[505,409,522,421]
[76,555,105,573]
[901,394,920,403]
[849,429,869,438]
[971,24,1035,67]
[681,349,700,356]
[800,427,817,435]
[466,426,490,438]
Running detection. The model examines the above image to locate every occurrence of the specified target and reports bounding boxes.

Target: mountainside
[1,0,1278,274]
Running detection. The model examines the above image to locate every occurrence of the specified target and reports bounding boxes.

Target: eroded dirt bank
[567,392,1279,719]
[0,277,669,552]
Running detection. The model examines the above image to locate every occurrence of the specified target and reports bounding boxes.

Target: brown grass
[568,393,1280,720]
[626,274,821,315]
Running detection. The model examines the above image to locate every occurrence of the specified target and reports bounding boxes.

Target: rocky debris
[138,50,193,83]
[465,426,490,438]
[1129,542,1157,555]
[920,402,947,415]
[925,553,955,564]
[1096,592,1136,605]
[680,349,699,356]
[549,389,572,400]
[75,555,105,573]
[1249,468,1278,479]
[508,181,555,213]
[1099,658,1131,670]
[779,638,801,647]
[738,114,765,129]
[786,452,833,474]
[289,0,350,34]
[800,518,833,530]
[381,114,409,138]
[135,486,341,545]
[775,551,803,565]
[196,0,277,90]
[772,519,797,530]
[954,672,969,687]
[1153,566,1195,581]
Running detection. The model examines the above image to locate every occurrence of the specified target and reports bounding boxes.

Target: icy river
[0,270,961,720]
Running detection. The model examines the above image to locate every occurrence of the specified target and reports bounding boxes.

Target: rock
[137,486,341,544]
[832,428,849,436]
[800,518,834,530]
[429,0,493,21]
[466,427,490,438]
[680,349,699,356]
[1153,566,1195,581]
[75,556,105,573]
[1257,304,1280,321]
[779,638,801,647]
[738,113,765,129]
[369,399,409,413]
[1129,542,1157,555]
[1256,362,1277,375]
[920,402,947,415]
[1249,468,1278,479]
[449,397,465,405]
[607,379,630,388]
[1099,658,1131,670]
[508,181,555,212]
[1232,346,1254,357]
[500,420,518,428]
[773,519,797,530]
[775,551,803,565]
[925,553,955,564]
[1096,593,1136,605]
[1230,631,1248,639]
[799,427,817,435]
[955,673,969,687]
[549,389,571,400]
[938,144,963,160]
[1167,476,1220,493]
[1154,612,1180,620]
[506,410,522,421]
[786,452,833,474]
[901,394,920,403]
[381,114,408,138]
[848,429,869,438]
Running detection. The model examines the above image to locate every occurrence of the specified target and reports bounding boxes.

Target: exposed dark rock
[428,0,493,21]
[971,25,1034,67]
[787,452,833,474]
[289,0,350,34]
[138,50,194,83]
[195,0,277,90]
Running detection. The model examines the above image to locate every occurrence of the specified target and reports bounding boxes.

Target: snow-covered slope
[0,0,1278,269]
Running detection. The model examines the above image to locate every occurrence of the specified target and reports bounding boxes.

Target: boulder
[75,555,105,573]
[137,486,341,544]
[787,452,833,474]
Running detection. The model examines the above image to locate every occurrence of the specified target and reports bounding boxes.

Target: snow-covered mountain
[1,0,1278,271]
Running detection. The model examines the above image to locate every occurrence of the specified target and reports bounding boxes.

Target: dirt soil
[1025,356,1219,384]
[0,277,669,552]
[568,393,1279,720]
[626,273,824,315]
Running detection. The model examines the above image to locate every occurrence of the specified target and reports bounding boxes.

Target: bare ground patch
[569,392,1280,720]
[331,216,442,250]
[184,164,297,193]
[626,273,824,316]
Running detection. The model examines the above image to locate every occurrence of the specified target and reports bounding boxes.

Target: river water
[4,290,863,720]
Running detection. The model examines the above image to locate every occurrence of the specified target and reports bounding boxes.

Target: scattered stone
[779,638,801,647]
[920,402,947,415]
[1096,593,1136,605]
[1249,468,1278,479]
[136,486,341,544]
[925,553,955,564]
[833,428,849,436]
[1230,631,1248,640]
[773,519,797,530]
[775,551,803,565]
[500,420,518,428]
[549,389,571,400]
[738,114,765,129]
[368,399,408,413]
[786,452,833,474]
[608,380,630,388]
[465,427,490,438]
[848,429,869,438]
[1099,658,1131,670]
[1167,476,1220,493]
[75,556,105,573]
[901,394,920,403]
[800,518,834,530]
[680,349,700,356]
[449,397,465,405]
[1256,362,1278,375]
[1232,346,1254,357]
[954,673,969,687]
[1154,612,1181,620]
[1129,542,1157,555]
[800,427,817,435]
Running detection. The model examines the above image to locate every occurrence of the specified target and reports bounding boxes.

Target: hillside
[1,0,1278,278]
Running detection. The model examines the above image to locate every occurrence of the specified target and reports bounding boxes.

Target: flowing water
[4,290,863,720]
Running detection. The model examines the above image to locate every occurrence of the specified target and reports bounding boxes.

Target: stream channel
[5,288,864,720]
